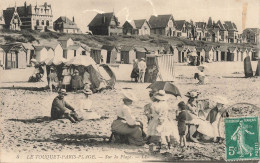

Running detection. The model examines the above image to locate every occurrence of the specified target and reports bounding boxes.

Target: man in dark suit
[51,89,80,123]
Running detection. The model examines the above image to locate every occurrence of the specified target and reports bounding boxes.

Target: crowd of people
[109,89,229,150]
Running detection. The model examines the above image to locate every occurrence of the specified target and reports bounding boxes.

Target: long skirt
[111,120,144,146]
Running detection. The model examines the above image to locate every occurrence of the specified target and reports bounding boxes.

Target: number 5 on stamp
[225,117,259,161]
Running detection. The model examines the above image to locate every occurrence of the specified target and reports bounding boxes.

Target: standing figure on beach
[244,55,253,78]
[147,90,179,148]
[176,101,191,147]
[138,58,147,83]
[49,67,59,92]
[131,59,139,82]
[71,69,84,91]
[231,120,254,157]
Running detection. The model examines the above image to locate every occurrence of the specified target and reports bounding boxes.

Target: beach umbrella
[45,57,67,65]
[147,81,181,97]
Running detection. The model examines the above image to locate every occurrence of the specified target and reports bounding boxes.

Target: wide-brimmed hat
[185,91,200,98]
[153,90,168,101]
[122,90,137,101]
[213,96,229,105]
[141,58,145,61]
[31,59,37,63]
[82,90,93,95]
[58,89,67,95]
[50,67,55,70]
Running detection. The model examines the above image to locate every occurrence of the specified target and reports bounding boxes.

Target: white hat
[153,90,168,101]
[122,90,137,101]
[141,58,145,61]
[31,59,38,63]
[58,89,67,95]
[197,65,208,70]
[213,96,229,105]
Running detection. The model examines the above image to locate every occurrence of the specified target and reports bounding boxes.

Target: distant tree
[207,17,213,28]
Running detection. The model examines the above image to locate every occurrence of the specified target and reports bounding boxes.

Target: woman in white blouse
[111,90,145,146]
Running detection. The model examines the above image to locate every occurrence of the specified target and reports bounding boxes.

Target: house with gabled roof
[53,16,81,33]
[3,2,53,32]
[3,5,22,31]
[88,12,122,36]
[122,19,150,35]
[216,20,228,43]
[194,22,207,41]
[0,10,5,29]
[242,28,260,44]
[148,14,175,37]
[174,20,192,38]
[101,45,120,63]
[224,21,238,43]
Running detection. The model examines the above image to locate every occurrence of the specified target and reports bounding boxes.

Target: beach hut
[1,43,27,69]
[247,48,253,60]
[176,46,186,63]
[135,47,147,60]
[228,47,238,61]
[240,48,248,61]
[204,46,215,62]
[46,47,55,60]
[217,46,229,61]
[236,48,242,61]
[21,43,34,65]
[66,44,85,60]
[90,47,102,64]
[145,54,175,82]
[34,46,49,63]
[0,47,5,69]
[101,45,119,64]
[120,46,136,64]
[196,46,206,63]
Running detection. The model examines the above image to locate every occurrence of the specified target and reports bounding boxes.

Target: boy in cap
[51,89,80,123]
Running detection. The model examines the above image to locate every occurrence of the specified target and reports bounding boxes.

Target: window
[36,20,39,26]
[82,51,86,55]
[46,20,49,26]
[41,9,43,13]
[41,20,44,25]
[74,50,76,57]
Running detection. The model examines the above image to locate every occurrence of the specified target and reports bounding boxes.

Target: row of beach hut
[0,37,259,69]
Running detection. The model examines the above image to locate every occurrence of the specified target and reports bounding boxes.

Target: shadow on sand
[8,116,52,124]
[0,86,48,91]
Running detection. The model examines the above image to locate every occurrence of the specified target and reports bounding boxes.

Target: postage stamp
[225,117,259,161]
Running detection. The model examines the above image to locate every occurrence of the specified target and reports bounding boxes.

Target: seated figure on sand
[194,65,208,84]
[111,90,146,146]
[51,89,80,123]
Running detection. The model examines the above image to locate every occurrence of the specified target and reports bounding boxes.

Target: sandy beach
[0,61,259,162]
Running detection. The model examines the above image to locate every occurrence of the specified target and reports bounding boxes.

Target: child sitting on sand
[176,101,190,147]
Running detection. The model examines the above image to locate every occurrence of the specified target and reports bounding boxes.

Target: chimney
[72,16,75,22]
[24,2,27,13]
[242,2,248,30]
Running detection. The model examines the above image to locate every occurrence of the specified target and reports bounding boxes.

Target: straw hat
[185,90,200,98]
[58,89,67,95]
[213,96,229,105]
[82,90,93,95]
[153,90,168,101]
[122,90,137,101]
[31,59,37,63]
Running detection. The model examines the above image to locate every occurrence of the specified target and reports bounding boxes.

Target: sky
[1,0,260,33]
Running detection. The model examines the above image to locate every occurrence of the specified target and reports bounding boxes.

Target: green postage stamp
[225,117,259,161]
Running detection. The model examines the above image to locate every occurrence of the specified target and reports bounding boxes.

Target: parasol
[66,56,96,66]
[147,81,181,97]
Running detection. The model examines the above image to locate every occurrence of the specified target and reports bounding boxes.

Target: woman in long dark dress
[131,59,139,82]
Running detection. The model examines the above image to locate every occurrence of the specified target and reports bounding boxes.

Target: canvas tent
[47,55,116,91]
[145,54,175,82]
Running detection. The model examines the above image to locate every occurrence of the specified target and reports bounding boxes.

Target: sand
[0,62,259,162]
